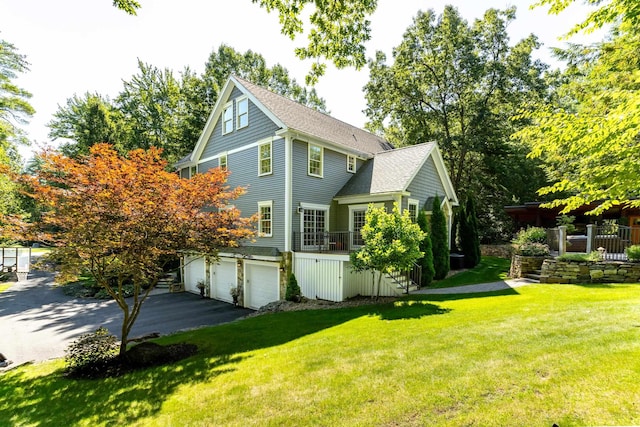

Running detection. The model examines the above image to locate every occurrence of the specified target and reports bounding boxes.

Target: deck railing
[292,231,356,253]
[551,225,640,261]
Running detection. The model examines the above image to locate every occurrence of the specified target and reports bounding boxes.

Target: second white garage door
[244,261,280,309]
[210,258,237,303]
[183,255,206,295]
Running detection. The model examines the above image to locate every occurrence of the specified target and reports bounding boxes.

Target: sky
[1,0,602,162]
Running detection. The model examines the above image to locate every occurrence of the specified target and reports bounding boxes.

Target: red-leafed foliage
[2,144,255,354]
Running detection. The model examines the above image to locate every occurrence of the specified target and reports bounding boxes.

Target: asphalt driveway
[0,270,253,367]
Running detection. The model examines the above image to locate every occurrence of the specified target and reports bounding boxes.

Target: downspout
[284,135,292,252]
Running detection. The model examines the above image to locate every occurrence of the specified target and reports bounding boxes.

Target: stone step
[524,272,541,282]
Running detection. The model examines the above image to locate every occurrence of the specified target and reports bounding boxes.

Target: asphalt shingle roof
[234,76,394,156]
[336,142,436,196]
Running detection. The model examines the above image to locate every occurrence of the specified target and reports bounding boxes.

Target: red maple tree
[4,144,255,354]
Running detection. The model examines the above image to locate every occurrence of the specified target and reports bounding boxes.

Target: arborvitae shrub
[417,210,435,287]
[285,273,302,302]
[430,195,450,280]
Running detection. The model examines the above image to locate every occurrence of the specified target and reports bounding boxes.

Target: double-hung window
[308,144,323,177]
[222,102,233,135]
[258,201,273,237]
[258,142,272,175]
[236,97,248,129]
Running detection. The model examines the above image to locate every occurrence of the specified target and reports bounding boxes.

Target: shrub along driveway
[0,270,252,367]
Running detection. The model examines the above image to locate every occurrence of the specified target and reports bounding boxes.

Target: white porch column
[558,225,567,256]
[586,224,595,253]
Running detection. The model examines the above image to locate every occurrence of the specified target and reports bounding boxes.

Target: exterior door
[302,208,327,250]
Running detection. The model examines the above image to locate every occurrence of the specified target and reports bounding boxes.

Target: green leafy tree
[364,6,549,241]
[112,0,141,15]
[350,203,425,298]
[252,0,377,83]
[49,45,327,163]
[515,1,640,215]
[430,196,449,280]
[0,37,34,231]
[48,93,125,158]
[416,209,435,287]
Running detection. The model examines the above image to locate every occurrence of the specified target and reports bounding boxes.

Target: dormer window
[236,96,248,129]
[222,102,233,135]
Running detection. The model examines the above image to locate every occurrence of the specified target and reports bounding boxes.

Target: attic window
[236,97,248,129]
[222,102,233,135]
[347,155,356,173]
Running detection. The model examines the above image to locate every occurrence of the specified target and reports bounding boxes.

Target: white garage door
[210,258,237,303]
[184,255,206,294]
[244,261,280,309]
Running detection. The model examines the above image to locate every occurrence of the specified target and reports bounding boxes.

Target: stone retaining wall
[509,255,546,278]
[540,259,640,284]
[481,244,513,259]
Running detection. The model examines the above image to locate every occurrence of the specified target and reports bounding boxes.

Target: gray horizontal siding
[199,159,218,173]
[406,156,446,210]
[201,87,281,160]
[291,140,357,234]
[222,138,285,251]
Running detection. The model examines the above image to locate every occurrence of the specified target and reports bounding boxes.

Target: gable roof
[183,76,394,166]
[233,76,394,156]
[335,142,458,205]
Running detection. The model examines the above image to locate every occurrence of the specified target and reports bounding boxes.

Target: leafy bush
[285,273,302,302]
[94,284,136,299]
[65,327,119,378]
[626,245,640,261]
[557,251,601,262]
[513,227,547,245]
[516,242,550,256]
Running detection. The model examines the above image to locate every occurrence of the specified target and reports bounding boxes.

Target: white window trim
[189,165,197,178]
[308,143,323,178]
[299,203,330,233]
[236,96,249,130]
[258,200,273,238]
[408,198,419,222]
[222,101,233,135]
[258,141,272,176]
[347,155,357,173]
[219,152,228,171]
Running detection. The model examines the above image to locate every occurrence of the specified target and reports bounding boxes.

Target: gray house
[177,76,458,308]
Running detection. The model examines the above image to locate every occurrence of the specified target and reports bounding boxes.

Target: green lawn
[2,284,640,426]
[430,255,511,288]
